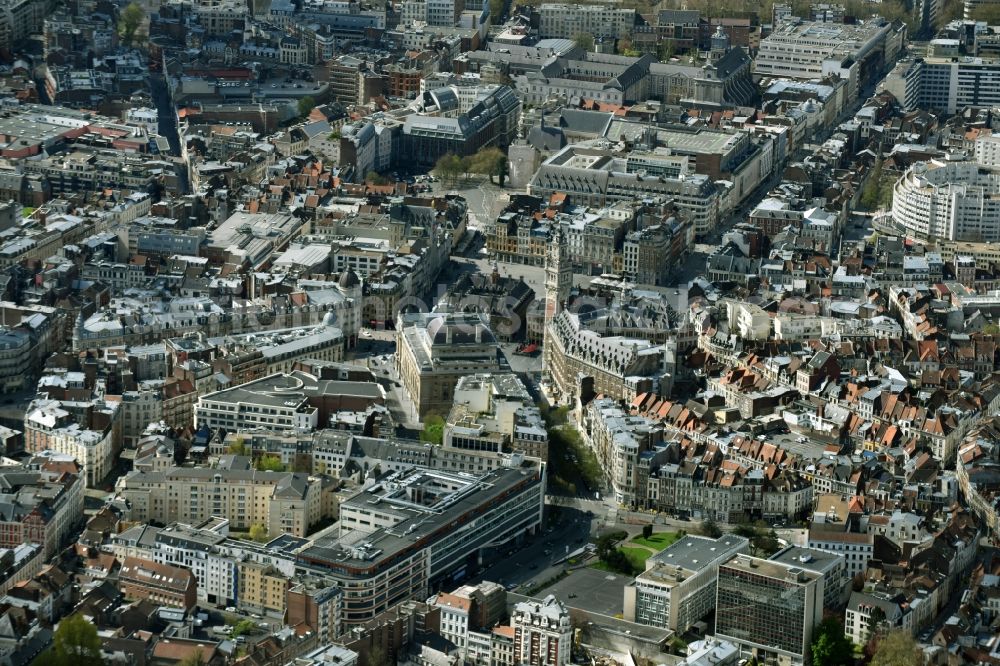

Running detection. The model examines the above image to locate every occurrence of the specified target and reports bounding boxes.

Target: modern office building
[882,55,1000,114]
[396,312,505,417]
[194,370,384,433]
[329,55,368,106]
[879,58,923,111]
[769,545,847,611]
[624,535,750,632]
[538,3,636,40]
[529,144,721,234]
[754,19,904,99]
[890,159,1000,243]
[0,0,46,44]
[195,372,321,432]
[975,132,1000,167]
[398,86,521,167]
[511,595,572,666]
[715,554,824,665]
[297,459,545,628]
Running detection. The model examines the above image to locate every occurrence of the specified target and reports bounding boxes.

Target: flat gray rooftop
[648,534,749,573]
[769,545,844,575]
[536,567,631,617]
[299,462,543,575]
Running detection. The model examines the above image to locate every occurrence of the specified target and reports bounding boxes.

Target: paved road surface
[472,505,595,591]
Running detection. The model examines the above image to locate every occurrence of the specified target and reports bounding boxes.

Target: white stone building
[511,595,572,666]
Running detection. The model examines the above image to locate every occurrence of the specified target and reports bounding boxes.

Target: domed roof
[338,268,361,289]
[322,311,337,327]
[425,314,442,334]
[427,313,496,346]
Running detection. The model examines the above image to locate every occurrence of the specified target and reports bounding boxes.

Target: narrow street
[147,72,190,193]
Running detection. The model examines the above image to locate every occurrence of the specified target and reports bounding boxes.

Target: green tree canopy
[753,528,782,556]
[461,146,508,185]
[47,614,104,666]
[366,170,391,185]
[489,0,505,23]
[810,617,853,666]
[936,0,964,28]
[467,146,504,175]
[870,630,924,666]
[866,604,887,642]
[594,530,638,575]
[970,3,1000,23]
[255,455,285,472]
[420,414,445,445]
[700,517,722,538]
[574,33,594,51]
[231,619,257,638]
[434,153,463,185]
[860,159,884,210]
[731,522,783,556]
[228,439,249,456]
[298,96,316,118]
[249,523,269,542]
[117,2,145,46]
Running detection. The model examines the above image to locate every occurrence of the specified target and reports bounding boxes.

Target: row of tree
[434,147,508,187]
[698,518,782,556]
[860,158,893,211]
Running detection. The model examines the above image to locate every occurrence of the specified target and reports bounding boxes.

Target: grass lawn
[589,560,618,573]
[620,545,654,571]
[630,531,682,551]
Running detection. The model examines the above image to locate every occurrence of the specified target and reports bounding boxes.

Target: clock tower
[542,225,571,374]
